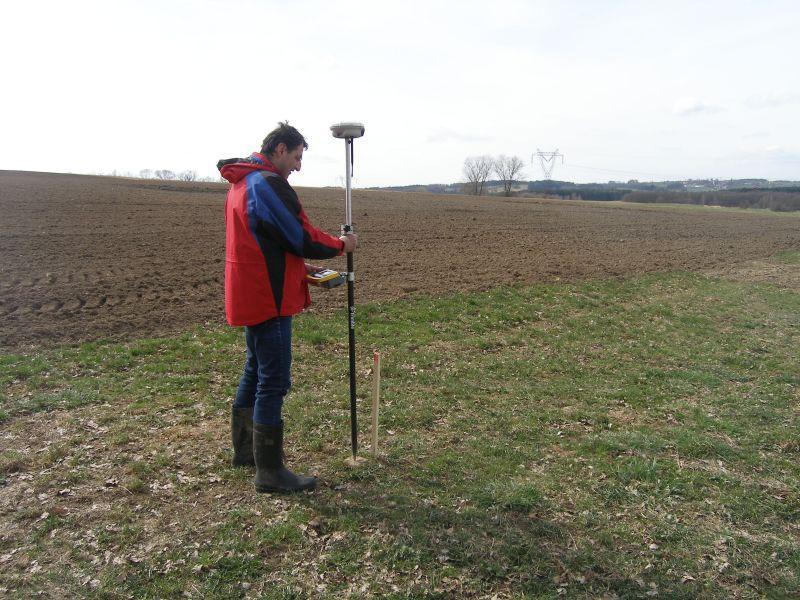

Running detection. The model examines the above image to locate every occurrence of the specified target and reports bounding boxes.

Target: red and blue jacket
[218,153,344,326]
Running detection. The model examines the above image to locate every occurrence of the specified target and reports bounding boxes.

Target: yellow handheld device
[305,266,345,289]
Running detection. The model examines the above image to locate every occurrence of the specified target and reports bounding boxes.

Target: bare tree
[493,155,525,196]
[463,155,493,196]
[154,169,176,180]
[139,169,153,179]
[178,170,198,182]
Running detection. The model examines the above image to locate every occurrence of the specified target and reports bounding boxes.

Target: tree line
[463,155,525,196]
[457,163,800,211]
[138,169,212,182]
[94,169,222,183]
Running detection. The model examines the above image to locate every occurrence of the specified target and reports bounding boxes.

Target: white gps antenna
[330,122,365,139]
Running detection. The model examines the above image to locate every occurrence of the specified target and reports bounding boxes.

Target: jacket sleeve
[248,173,344,259]
[296,206,347,259]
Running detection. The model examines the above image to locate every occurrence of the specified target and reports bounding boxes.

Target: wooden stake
[371,350,381,456]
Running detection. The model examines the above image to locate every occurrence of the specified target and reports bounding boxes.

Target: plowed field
[2,170,799,350]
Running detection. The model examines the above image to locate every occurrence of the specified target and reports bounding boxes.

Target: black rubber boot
[231,406,255,467]
[253,421,316,493]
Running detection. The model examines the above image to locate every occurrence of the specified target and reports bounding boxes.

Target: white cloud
[760,145,800,162]
[745,92,800,109]
[723,145,800,163]
[672,98,725,116]
[741,131,770,139]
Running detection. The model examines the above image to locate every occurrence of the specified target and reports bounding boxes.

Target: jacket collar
[217,152,281,183]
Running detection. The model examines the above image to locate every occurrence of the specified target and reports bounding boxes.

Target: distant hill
[369,178,800,211]
[371,178,800,196]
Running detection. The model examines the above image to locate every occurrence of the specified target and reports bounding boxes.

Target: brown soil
[2,170,799,351]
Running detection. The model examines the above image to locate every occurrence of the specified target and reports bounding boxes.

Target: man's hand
[339,233,358,253]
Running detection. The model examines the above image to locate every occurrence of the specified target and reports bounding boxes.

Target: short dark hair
[261,121,308,155]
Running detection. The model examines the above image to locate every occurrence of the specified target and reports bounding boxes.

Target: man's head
[261,122,308,179]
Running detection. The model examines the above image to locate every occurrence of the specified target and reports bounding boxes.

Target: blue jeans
[233,317,292,425]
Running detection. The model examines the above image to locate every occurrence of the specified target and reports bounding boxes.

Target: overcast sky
[1,0,799,187]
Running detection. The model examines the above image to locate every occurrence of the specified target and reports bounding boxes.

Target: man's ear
[274,142,287,156]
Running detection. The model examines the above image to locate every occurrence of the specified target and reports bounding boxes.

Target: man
[218,122,357,493]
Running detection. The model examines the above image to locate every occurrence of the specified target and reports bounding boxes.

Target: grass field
[1,254,798,598]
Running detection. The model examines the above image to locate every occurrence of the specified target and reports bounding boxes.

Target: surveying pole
[330,122,365,460]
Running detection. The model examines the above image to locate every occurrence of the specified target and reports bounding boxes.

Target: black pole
[345,238,357,458]
[344,139,357,459]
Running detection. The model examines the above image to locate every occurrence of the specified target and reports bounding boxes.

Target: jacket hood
[217,153,280,184]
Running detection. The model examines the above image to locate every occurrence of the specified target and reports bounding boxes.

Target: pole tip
[345,455,367,467]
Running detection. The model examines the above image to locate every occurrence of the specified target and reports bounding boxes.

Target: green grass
[775,250,800,264]
[1,256,799,598]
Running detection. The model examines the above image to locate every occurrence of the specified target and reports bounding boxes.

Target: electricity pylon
[532,149,564,180]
